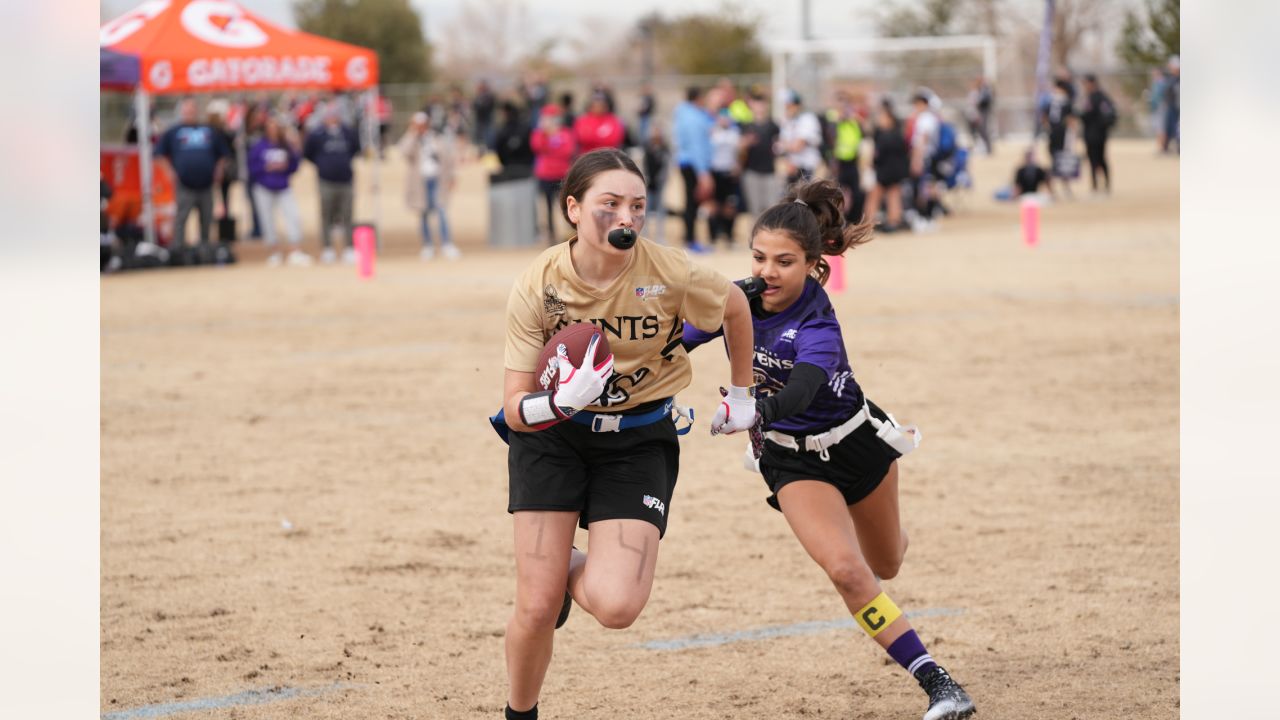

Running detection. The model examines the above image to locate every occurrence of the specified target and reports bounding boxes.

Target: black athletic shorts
[712,170,741,208]
[508,409,679,537]
[760,399,901,511]
[836,159,860,191]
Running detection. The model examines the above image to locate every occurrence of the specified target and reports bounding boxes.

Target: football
[535,323,611,392]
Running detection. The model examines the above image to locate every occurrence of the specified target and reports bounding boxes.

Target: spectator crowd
[101,60,1176,273]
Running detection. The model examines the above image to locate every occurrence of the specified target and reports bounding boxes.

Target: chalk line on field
[101,683,352,720]
[631,607,966,651]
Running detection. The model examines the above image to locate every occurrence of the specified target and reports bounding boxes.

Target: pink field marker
[354,224,376,278]
[1020,197,1040,248]
[827,253,846,293]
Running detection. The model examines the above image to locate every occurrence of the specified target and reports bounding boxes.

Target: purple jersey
[684,277,863,433]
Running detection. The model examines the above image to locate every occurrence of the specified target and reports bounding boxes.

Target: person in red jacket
[573,90,625,155]
[531,104,577,244]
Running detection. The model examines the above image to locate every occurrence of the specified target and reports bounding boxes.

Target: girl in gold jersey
[498,149,756,719]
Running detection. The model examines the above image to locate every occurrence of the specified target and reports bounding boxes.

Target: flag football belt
[763,401,921,462]
[570,398,694,435]
[489,399,694,445]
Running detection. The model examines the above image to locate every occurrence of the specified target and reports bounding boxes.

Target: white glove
[552,334,614,415]
[710,385,756,435]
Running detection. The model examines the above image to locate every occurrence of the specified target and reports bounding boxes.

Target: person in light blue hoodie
[672,86,714,253]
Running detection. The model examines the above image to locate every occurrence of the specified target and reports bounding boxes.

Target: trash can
[488,167,538,248]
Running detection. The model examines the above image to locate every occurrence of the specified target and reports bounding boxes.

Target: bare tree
[560,17,642,79]
[1051,0,1116,69]
[436,0,538,80]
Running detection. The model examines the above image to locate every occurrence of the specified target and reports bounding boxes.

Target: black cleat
[554,591,572,629]
[916,666,975,720]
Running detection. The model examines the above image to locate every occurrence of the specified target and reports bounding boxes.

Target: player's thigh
[847,461,905,575]
[776,479,866,572]
[512,510,578,606]
[582,517,661,603]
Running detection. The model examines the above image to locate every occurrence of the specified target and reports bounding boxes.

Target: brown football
[534,323,611,392]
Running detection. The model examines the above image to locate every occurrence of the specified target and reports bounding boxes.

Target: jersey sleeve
[504,275,544,373]
[680,321,724,352]
[681,262,733,333]
[791,313,844,380]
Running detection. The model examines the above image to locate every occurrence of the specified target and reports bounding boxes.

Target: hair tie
[793,198,807,207]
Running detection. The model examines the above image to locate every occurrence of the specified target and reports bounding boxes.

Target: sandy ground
[102,139,1179,719]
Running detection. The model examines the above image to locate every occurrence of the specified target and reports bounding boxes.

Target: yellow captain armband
[854,592,903,638]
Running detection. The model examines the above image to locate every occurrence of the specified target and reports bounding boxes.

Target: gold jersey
[505,237,733,412]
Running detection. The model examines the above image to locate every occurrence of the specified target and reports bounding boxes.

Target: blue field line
[102,683,351,720]
[631,607,967,651]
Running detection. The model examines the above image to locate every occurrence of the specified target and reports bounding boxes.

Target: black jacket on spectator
[743,119,780,174]
[303,124,361,183]
[494,117,534,179]
[1080,90,1117,139]
[1014,163,1049,195]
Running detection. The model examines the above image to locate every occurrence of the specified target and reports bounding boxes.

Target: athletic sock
[505,703,538,719]
[886,629,937,679]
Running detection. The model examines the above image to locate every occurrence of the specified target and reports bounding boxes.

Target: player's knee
[825,557,877,599]
[513,593,565,630]
[592,597,645,630]
[869,552,903,581]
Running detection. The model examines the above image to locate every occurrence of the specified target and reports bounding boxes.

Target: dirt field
[101,139,1179,719]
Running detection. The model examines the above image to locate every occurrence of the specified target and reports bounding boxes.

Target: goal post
[770,34,998,121]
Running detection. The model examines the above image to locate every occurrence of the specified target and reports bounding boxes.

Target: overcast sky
[101,0,885,49]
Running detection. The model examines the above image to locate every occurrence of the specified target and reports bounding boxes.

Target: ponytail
[754,179,873,285]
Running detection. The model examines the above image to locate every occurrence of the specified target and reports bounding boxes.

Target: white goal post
[770,34,998,120]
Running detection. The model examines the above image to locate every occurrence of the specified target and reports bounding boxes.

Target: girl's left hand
[711,385,757,435]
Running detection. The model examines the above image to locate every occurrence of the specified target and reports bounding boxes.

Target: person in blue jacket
[672,86,714,254]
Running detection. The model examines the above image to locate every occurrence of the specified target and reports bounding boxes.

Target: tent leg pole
[136,88,156,248]
[237,107,249,244]
[364,88,381,245]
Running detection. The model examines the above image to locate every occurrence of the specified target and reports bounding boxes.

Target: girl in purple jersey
[684,179,976,720]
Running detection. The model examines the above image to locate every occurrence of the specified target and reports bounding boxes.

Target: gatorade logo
[100,0,171,46]
[149,60,173,90]
[345,56,370,85]
[181,0,268,48]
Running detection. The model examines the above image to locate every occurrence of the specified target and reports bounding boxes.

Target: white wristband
[519,391,560,426]
[726,385,754,401]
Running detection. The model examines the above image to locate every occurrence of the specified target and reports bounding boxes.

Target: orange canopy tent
[101,0,381,245]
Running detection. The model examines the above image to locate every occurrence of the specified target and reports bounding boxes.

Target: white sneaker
[286,249,314,267]
[341,247,357,265]
[320,247,336,264]
[441,243,461,260]
[419,245,435,261]
[266,252,283,267]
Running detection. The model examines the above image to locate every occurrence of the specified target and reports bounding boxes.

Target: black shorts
[836,160,860,191]
[711,170,740,207]
[760,399,901,511]
[875,166,907,189]
[508,412,679,537]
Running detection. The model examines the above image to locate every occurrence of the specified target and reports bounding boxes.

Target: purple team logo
[753,368,786,397]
